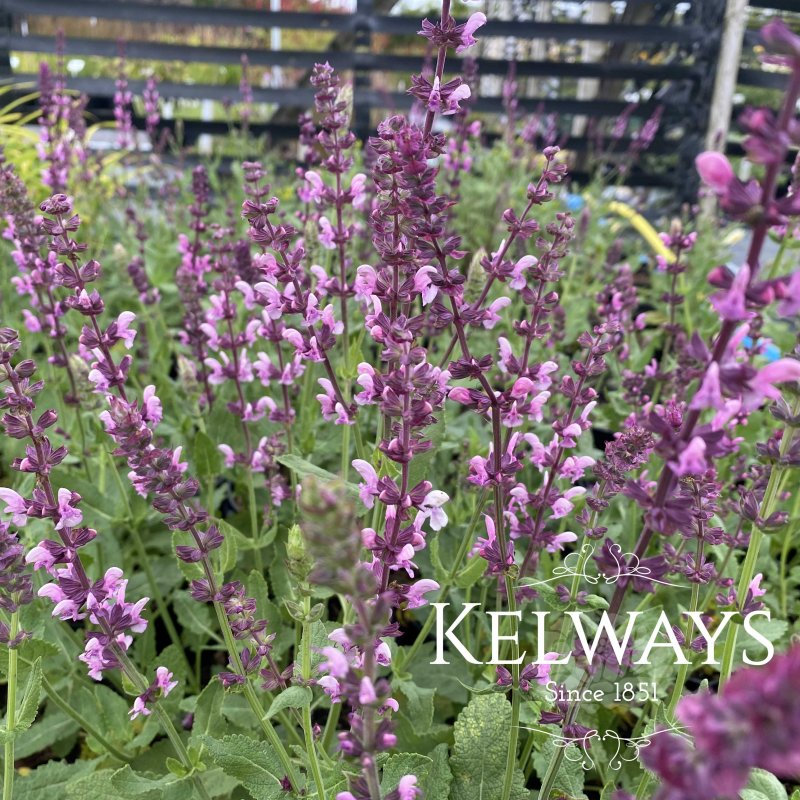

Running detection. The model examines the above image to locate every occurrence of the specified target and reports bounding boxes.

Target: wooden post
[704,0,748,152]
[353,0,373,140]
[0,6,12,80]
[571,2,611,137]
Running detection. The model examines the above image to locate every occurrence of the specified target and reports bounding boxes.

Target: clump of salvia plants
[1,5,800,800]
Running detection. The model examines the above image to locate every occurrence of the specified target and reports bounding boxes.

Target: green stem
[320,701,342,754]
[500,574,521,800]
[129,525,195,690]
[115,648,211,800]
[106,451,194,688]
[43,675,132,762]
[520,729,536,778]
[779,491,800,618]
[766,233,789,281]
[718,405,798,688]
[397,488,489,671]
[3,612,19,800]
[302,596,326,800]
[322,597,352,752]
[666,579,700,720]
[152,704,211,800]
[245,471,263,572]
[537,672,591,800]
[211,601,300,791]
[341,423,351,481]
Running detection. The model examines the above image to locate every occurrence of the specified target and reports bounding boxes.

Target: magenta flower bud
[761,19,800,59]
[695,151,734,193]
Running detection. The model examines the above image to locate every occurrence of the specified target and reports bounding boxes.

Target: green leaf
[429,535,448,585]
[454,556,489,589]
[395,679,436,734]
[191,679,224,745]
[111,765,193,799]
[450,694,527,800]
[173,592,220,641]
[276,454,359,498]
[222,519,277,552]
[265,685,312,720]
[193,430,222,479]
[72,683,134,752]
[65,768,118,799]
[380,753,432,794]
[532,738,587,800]
[6,657,41,734]
[172,531,204,581]
[741,769,789,800]
[407,407,446,488]
[422,743,453,800]
[15,709,79,760]
[166,757,190,778]
[14,758,98,800]
[213,518,243,574]
[197,733,288,800]
[583,595,610,611]
[69,474,125,523]
[0,637,59,677]
[734,619,788,667]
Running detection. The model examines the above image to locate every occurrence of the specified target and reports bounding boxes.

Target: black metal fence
[0,0,798,194]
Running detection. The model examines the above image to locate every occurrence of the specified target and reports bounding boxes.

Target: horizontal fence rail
[0,0,794,197]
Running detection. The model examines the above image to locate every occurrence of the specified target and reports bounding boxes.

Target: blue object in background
[742,336,781,362]
[565,193,585,212]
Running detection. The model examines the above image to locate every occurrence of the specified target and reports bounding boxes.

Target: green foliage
[198,734,290,800]
[450,694,528,800]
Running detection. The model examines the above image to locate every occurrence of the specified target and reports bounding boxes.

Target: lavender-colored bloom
[129,666,178,719]
[142,76,162,145]
[114,43,135,150]
[0,328,147,680]
[0,520,34,646]
[177,166,215,406]
[643,646,800,800]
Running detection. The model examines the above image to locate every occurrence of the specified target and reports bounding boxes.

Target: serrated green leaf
[450,694,527,800]
[455,556,489,589]
[380,753,432,794]
[194,430,222,479]
[0,636,59,677]
[395,679,436,734]
[741,768,789,800]
[197,733,287,800]
[14,709,79,760]
[111,764,193,799]
[15,657,43,733]
[407,408,446,488]
[265,685,312,720]
[65,768,118,799]
[429,535,448,584]
[422,743,453,800]
[583,594,609,611]
[213,518,242,573]
[532,738,587,800]
[276,454,359,498]
[166,756,190,778]
[14,759,98,800]
[173,592,220,642]
[734,619,788,667]
[191,679,224,745]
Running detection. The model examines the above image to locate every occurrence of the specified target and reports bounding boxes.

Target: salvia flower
[0,328,148,680]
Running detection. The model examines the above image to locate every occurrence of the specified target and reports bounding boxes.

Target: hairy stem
[2,612,19,800]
